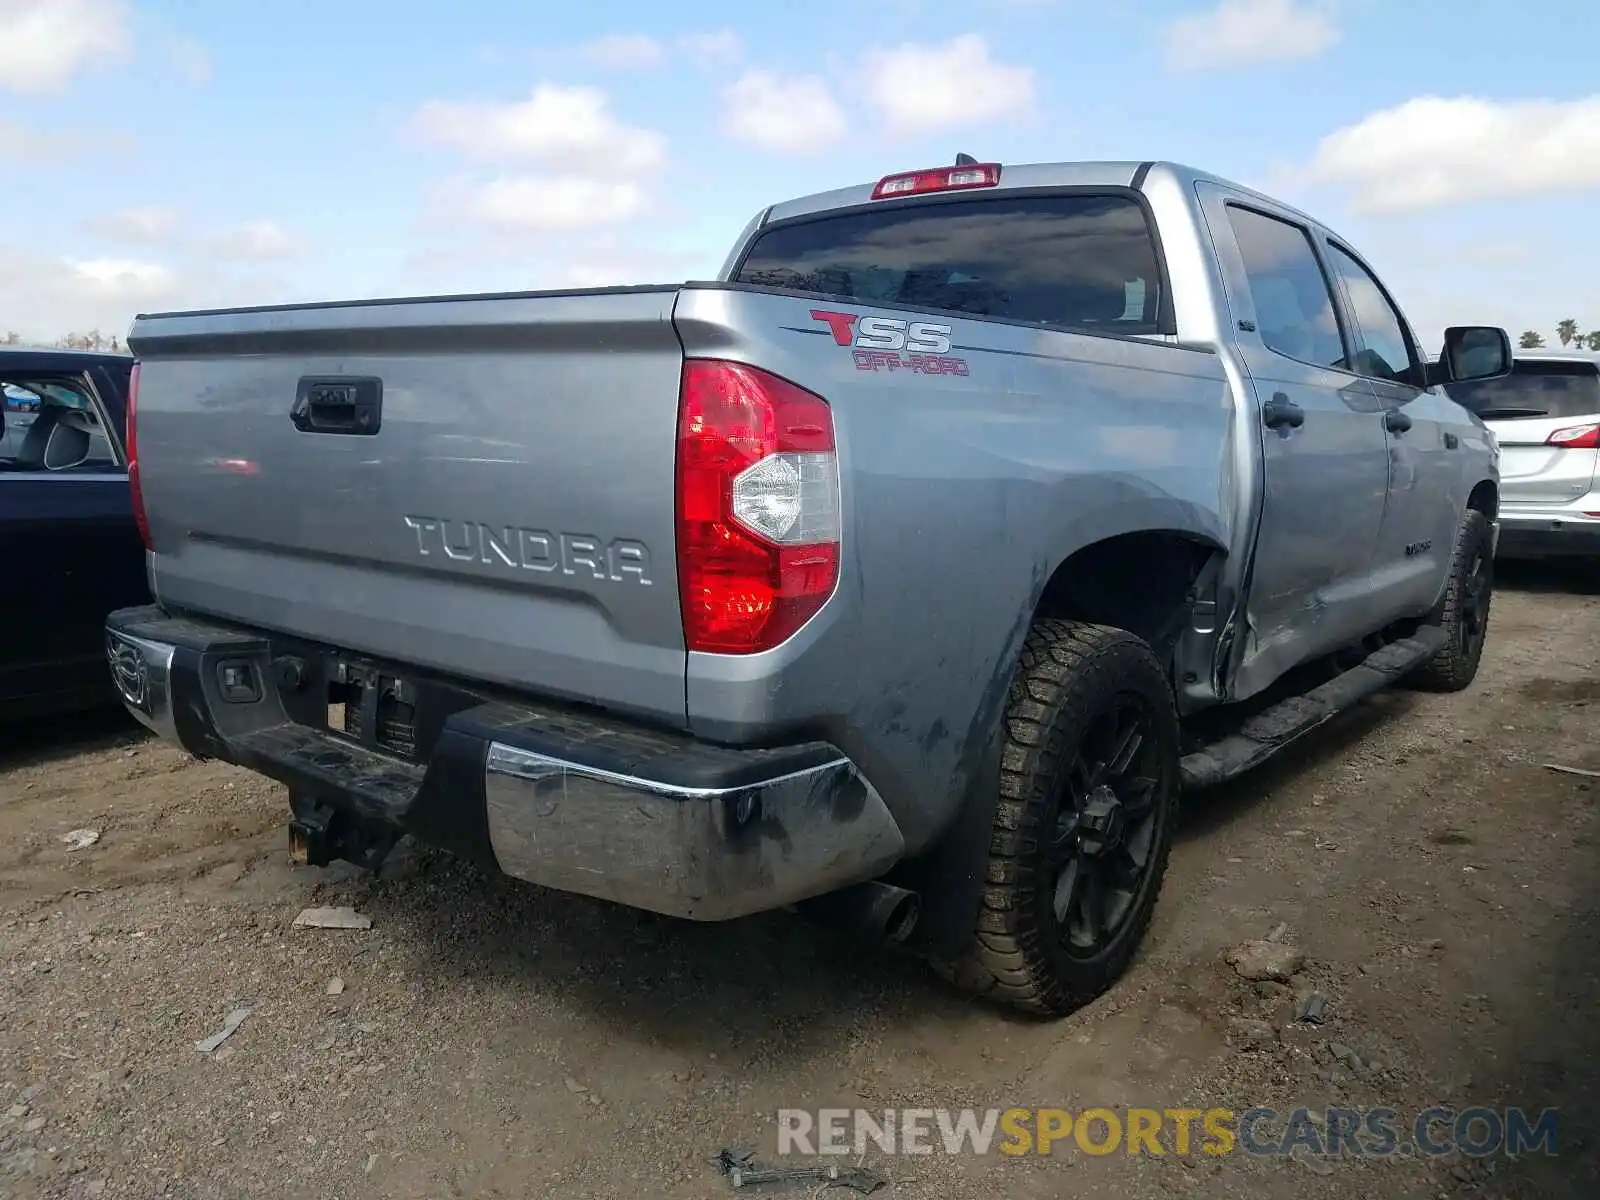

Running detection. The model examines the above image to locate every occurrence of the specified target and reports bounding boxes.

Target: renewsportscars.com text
[776,1106,1559,1159]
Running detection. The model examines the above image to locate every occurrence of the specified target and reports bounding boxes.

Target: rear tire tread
[935,619,1179,1017]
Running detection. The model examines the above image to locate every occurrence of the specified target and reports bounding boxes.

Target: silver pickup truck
[107,159,1511,1016]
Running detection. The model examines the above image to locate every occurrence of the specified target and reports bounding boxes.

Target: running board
[1180,628,1447,790]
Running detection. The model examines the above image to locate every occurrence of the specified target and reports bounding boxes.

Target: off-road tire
[1408,509,1494,693]
[935,620,1181,1017]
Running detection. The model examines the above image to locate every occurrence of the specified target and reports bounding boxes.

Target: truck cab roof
[763,159,1324,231]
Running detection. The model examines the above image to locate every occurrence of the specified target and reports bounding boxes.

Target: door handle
[1384,408,1413,434]
[291,376,383,436]
[1262,392,1305,430]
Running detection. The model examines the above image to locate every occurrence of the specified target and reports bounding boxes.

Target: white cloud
[414,84,666,233]
[75,210,302,265]
[0,117,133,163]
[81,206,182,246]
[165,35,212,85]
[204,219,304,262]
[581,34,663,69]
[0,118,58,162]
[679,29,743,66]
[0,238,311,343]
[1164,0,1337,71]
[70,257,179,291]
[464,177,647,232]
[721,70,847,154]
[553,30,742,71]
[0,245,178,340]
[1298,95,1600,214]
[1161,0,1338,70]
[556,244,714,288]
[413,84,665,177]
[0,0,132,94]
[396,238,712,302]
[862,35,1035,133]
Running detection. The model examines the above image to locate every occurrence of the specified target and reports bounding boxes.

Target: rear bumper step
[104,605,905,920]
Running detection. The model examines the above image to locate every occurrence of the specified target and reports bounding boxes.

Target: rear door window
[1223,205,1347,371]
[0,376,118,470]
[1447,359,1600,420]
[735,193,1164,334]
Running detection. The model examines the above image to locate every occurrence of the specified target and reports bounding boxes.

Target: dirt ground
[3,563,1598,1200]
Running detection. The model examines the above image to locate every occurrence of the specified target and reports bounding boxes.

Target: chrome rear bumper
[104,606,906,921]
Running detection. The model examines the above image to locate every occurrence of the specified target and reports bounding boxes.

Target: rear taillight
[126,360,152,552]
[1546,422,1600,449]
[871,163,1001,200]
[675,360,840,655]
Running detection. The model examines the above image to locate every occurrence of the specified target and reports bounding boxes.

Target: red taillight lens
[126,360,152,552]
[676,360,840,655]
[1546,422,1600,449]
[871,163,1001,200]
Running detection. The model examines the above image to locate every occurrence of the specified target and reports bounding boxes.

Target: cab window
[736,193,1165,334]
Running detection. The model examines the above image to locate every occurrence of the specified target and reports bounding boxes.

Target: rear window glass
[1447,359,1600,420]
[734,194,1163,334]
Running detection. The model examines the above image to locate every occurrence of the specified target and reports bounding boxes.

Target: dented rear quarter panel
[673,285,1239,853]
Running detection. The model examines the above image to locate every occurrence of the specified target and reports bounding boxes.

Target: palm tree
[1557,318,1580,347]
[1519,330,1546,349]
[1586,331,1600,352]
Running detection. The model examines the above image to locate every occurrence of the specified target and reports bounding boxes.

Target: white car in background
[1447,349,1600,559]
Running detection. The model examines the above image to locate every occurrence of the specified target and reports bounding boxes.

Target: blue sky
[1,0,1596,347]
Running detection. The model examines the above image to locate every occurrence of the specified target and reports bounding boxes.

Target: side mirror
[1440,326,1512,383]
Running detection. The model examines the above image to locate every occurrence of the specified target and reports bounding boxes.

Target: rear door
[1196,187,1392,689]
[1447,358,1600,507]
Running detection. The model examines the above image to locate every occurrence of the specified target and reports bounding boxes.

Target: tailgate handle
[291,376,383,436]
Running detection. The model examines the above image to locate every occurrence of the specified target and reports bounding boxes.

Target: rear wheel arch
[1467,478,1498,522]
[1031,529,1227,674]
[898,528,1223,963]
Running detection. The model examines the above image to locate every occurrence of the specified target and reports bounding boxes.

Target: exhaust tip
[883,892,920,945]
[796,881,921,947]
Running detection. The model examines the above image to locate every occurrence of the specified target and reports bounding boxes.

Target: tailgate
[127,287,689,727]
